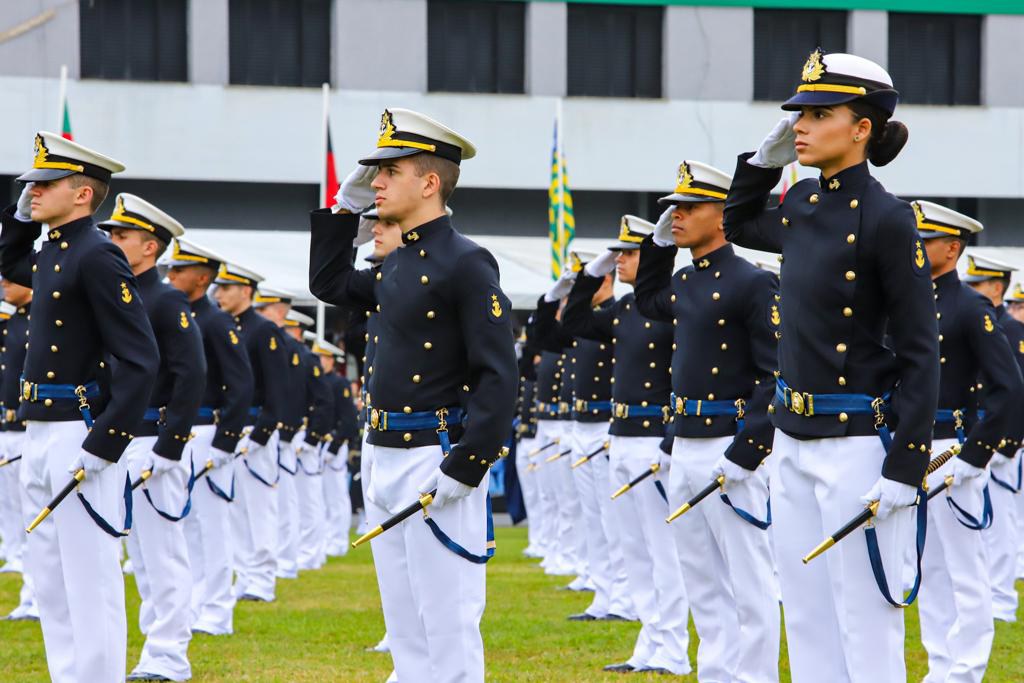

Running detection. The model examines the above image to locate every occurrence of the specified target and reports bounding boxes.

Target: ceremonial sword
[571,442,610,469]
[0,455,22,468]
[544,448,573,463]
[665,475,726,523]
[801,443,961,564]
[26,469,85,533]
[528,440,559,457]
[130,458,218,491]
[611,463,661,500]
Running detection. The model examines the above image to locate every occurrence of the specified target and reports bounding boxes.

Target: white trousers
[591,445,634,618]
[919,438,993,683]
[528,428,559,563]
[0,430,35,616]
[985,451,1020,621]
[124,436,193,681]
[669,436,780,683]
[770,431,912,683]
[536,420,583,574]
[183,424,236,635]
[294,435,326,570]
[514,436,541,553]
[608,435,690,674]
[22,420,127,683]
[322,442,352,556]
[231,430,280,600]
[275,437,300,578]
[571,421,618,616]
[366,442,488,683]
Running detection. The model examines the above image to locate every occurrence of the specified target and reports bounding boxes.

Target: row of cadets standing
[0,132,159,683]
[914,205,1023,683]
[960,253,1024,625]
[998,279,1024,594]
[0,285,36,621]
[561,216,691,675]
[514,315,543,559]
[212,261,289,603]
[309,107,518,683]
[101,194,207,682]
[164,237,254,638]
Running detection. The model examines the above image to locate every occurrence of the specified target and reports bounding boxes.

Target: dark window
[567,3,663,98]
[428,1,525,94]
[753,9,847,102]
[889,13,981,105]
[80,0,187,81]
[229,0,331,87]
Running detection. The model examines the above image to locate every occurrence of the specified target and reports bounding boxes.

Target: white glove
[210,447,235,468]
[354,214,376,246]
[653,207,674,247]
[68,450,112,476]
[584,250,617,278]
[711,455,754,491]
[418,469,474,511]
[14,183,33,222]
[951,458,987,489]
[749,113,800,169]
[333,165,378,214]
[544,269,577,303]
[861,476,919,521]
[145,453,178,479]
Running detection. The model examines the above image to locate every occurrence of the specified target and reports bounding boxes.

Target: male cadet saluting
[635,161,780,683]
[0,132,158,683]
[961,253,1024,623]
[103,194,207,683]
[914,204,1021,683]
[213,262,289,603]
[309,109,517,683]
[562,217,690,676]
[165,237,254,637]
[0,280,37,621]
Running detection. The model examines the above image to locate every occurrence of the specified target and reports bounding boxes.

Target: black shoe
[633,667,672,675]
[596,613,630,622]
[567,612,597,621]
[126,673,172,681]
[603,662,635,673]
[238,593,272,602]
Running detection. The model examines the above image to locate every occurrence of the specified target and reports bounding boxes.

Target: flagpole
[57,64,68,132]
[555,98,565,273]
[316,82,329,342]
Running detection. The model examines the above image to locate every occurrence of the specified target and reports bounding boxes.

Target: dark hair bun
[869,120,908,167]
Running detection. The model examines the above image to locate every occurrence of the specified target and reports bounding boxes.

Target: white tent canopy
[183,229,1024,311]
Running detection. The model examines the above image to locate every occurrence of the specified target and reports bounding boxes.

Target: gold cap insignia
[675,162,694,193]
[801,48,826,83]
[912,201,925,229]
[378,109,396,146]
[570,252,583,274]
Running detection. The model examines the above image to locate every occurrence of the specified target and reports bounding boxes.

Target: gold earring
[854,135,861,142]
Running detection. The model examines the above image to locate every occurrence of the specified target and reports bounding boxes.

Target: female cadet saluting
[722,49,939,683]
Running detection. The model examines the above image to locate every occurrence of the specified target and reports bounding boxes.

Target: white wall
[1,75,1022,199]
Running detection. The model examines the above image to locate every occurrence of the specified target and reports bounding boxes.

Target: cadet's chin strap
[420,409,496,564]
[864,486,927,608]
[141,458,197,522]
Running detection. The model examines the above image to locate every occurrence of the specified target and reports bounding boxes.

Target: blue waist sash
[612,402,667,420]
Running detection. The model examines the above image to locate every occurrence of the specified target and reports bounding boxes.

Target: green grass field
[0,526,1021,681]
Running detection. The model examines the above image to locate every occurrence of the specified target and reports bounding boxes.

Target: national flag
[323,124,340,209]
[779,162,798,203]
[60,92,72,140]
[547,119,575,280]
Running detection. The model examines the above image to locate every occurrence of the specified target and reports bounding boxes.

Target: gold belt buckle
[676,396,684,415]
[4,409,13,423]
[790,391,805,415]
[575,399,585,412]
[21,381,33,402]
[369,408,380,430]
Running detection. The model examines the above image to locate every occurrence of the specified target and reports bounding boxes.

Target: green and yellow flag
[548,118,575,279]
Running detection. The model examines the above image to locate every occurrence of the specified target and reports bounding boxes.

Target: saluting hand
[749,112,800,169]
[544,268,577,303]
[584,250,617,278]
[334,165,378,214]
[653,207,675,247]
[14,182,33,222]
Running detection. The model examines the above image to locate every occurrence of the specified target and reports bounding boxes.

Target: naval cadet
[637,159,780,682]
[165,236,254,637]
[0,282,36,621]
[563,216,690,676]
[723,50,940,682]
[103,193,207,683]
[962,253,1024,623]
[309,108,517,683]
[0,132,159,683]
[514,318,544,559]
[914,203,1021,683]
[1001,282,1024,584]
[213,262,289,603]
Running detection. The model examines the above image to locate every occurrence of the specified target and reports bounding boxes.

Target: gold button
[648,362,655,369]
[670,294,676,302]
[940,357,946,364]
[52,291,61,299]
[937,312,942,320]
[846,234,855,244]
[44,399,53,407]
[711,367,719,375]
[403,433,412,442]
[50,345,58,353]
[54,264,61,272]
[850,199,859,209]
[648,342,655,350]
[843,307,853,318]
[403,406,412,414]
[32,265,37,272]
[109,429,116,435]
[419,250,426,258]
[46,371,55,379]
[420,276,429,285]
[845,271,856,281]
[715,271,721,279]
[708,393,715,400]
[412,374,421,383]
[782,217,790,226]
[642,420,650,428]
[720,343,728,351]
[938,334,944,342]
[644,381,651,389]
[423,342,432,350]
[705,418,713,426]
[712,292,720,300]
[613,318,619,325]
[838,376,847,386]
[55,320,63,327]
[836,343,847,353]
[672,343,677,350]
[376,272,382,281]
[839,412,849,423]
[60,241,69,250]
[644,322,651,329]
[718,319,725,326]
[681,274,687,281]
[426,310,435,319]
[809,194,819,204]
